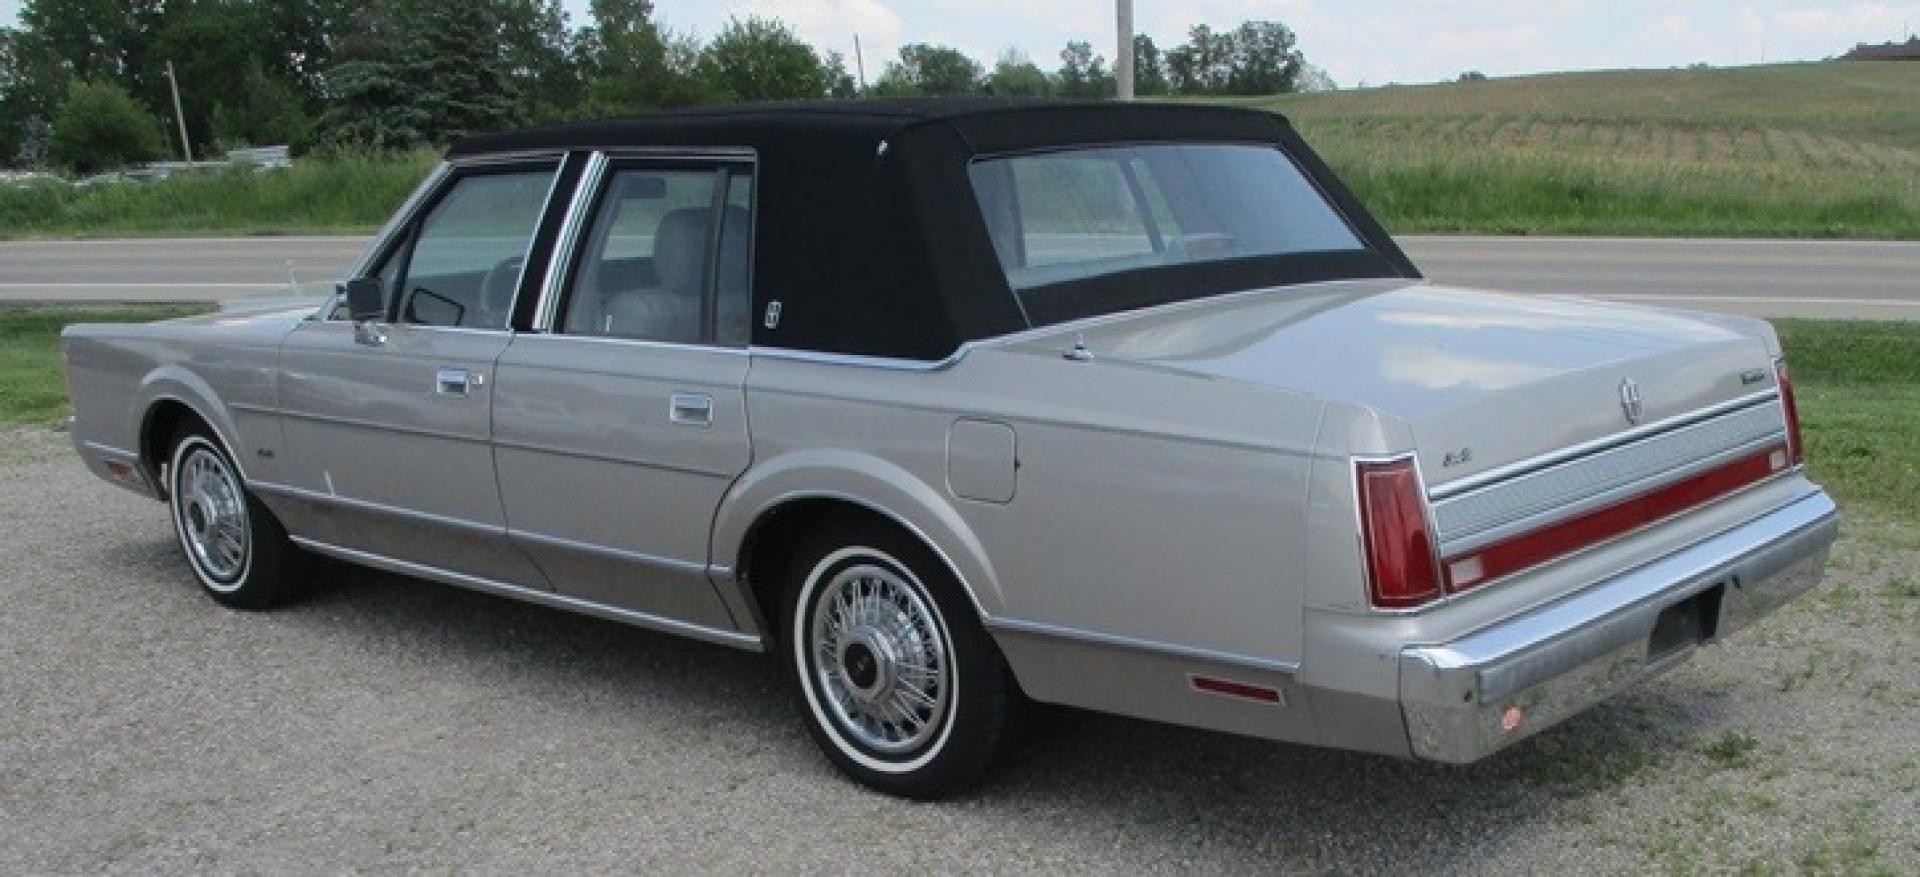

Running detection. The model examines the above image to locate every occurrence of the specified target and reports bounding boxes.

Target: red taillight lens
[1356,458,1442,609]
[1776,358,1803,464]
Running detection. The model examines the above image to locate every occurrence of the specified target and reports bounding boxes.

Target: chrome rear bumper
[1398,489,1838,763]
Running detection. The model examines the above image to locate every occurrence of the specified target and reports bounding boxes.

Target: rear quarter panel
[725,345,1325,672]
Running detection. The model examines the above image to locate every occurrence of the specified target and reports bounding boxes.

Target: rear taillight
[1775,358,1804,465]
[1355,458,1442,609]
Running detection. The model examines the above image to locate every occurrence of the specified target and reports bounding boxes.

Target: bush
[49,82,170,174]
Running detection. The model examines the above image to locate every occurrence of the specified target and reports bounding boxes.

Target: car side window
[558,164,753,346]
[383,167,558,330]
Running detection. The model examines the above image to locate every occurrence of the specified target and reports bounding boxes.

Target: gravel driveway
[3,429,1914,873]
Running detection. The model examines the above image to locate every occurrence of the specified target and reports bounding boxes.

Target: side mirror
[344,277,385,323]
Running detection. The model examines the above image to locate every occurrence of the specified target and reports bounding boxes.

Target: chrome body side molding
[289,536,763,651]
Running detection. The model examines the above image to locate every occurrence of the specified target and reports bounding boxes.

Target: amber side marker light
[1356,458,1443,609]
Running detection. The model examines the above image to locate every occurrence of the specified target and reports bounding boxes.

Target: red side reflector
[1775,359,1804,464]
[1445,443,1787,592]
[1190,675,1284,704]
[1356,458,1442,609]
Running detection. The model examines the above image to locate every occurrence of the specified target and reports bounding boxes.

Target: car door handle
[669,392,713,426]
[436,367,483,396]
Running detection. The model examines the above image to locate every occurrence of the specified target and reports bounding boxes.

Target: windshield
[968,142,1372,319]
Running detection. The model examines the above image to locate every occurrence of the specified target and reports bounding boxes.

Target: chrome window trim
[511,328,748,356]
[1429,390,1780,501]
[288,535,763,651]
[533,151,609,332]
[531,147,761,338]
[448,148,570,168]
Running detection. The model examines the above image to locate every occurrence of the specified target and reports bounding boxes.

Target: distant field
[2,62,1917,239]
[1246,61,1920,238]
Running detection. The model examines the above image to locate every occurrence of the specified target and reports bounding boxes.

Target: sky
[3,0,1917,87]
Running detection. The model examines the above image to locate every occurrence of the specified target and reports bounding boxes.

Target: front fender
[711,447,1007,619]
[131,365,252,482]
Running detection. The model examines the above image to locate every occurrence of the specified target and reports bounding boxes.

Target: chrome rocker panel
[1399,489,1838,763]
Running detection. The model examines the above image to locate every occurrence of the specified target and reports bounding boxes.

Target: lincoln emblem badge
[1619,378,1644,425]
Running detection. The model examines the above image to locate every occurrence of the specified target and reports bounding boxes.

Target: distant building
[1841,37,1920,60]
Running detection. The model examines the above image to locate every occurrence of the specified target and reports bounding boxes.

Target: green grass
[0,306,211,425]
[1775,320,1920,521]
[1231,61,1920,238]
[0,150,438,239]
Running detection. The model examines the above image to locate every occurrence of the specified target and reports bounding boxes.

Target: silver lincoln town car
[63,99,1838,798]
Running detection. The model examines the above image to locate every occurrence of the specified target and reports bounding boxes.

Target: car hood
[1004,279,1779,488]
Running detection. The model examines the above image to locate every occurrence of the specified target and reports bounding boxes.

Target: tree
[212,65,312,147]
[49,79,166,172]
[581,0,725,112]
[700,16,828,101]
[495,0,583,122]
[873,43,982,96]
[404,0,523,141]
[147,0,283,153]
[1299,64,1338,92]
[1132,34,1169,96]
[1457,70,1488,82]
[1055,40,1113,99]
[1164,20,1308,96]
[314,5,425,150]
[1223,21,1304,95]
[984,48,1051,97]
[823,50,858,98]
[1165,24,1227,94]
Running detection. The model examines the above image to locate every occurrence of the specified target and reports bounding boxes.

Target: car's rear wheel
[780,518,1018,799]
[167,425,303,609]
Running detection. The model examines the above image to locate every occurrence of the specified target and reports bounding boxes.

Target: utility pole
[853,34,867,95]
[1115,0,1134,100]
[164,61,192,163]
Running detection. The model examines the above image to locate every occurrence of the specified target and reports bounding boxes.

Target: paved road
[3,235,1917,319]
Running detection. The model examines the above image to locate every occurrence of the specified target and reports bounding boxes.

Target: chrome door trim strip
[270,408,491,446]
[289,536,764,651]
[507,528,710,576]
[533,151,609,332]
[1428,390,1780,501]
[252,480,503,536]
[985,616,1301,676]
[491,437,736,479]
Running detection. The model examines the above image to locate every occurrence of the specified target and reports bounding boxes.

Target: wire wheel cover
[808,561,951,755]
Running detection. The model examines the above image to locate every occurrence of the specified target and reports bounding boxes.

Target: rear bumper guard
[1398,489,1838,763]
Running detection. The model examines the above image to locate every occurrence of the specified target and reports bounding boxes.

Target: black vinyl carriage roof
[451,99,1418,361]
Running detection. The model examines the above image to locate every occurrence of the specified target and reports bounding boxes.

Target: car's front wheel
[167,425,304,609]
[780,518,1018,799]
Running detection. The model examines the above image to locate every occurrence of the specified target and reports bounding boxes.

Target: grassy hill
[1238,61,1920,238]
[2,62,1915,239]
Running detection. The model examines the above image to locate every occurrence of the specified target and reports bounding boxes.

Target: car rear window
[968,143,1366,300]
